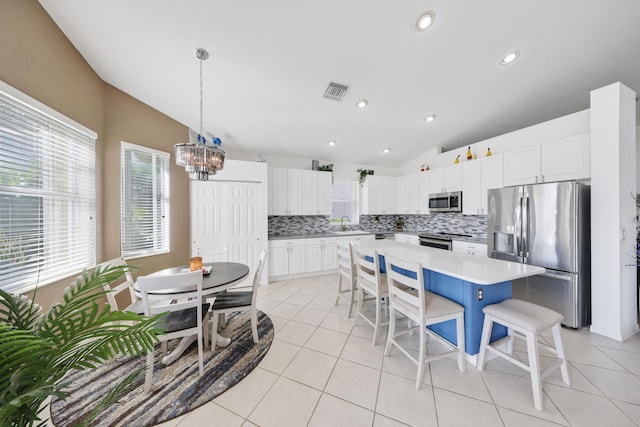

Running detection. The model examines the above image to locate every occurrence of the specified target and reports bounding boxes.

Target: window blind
[120,142,170,258]
[331,179,359,223]
[0,82,96,294]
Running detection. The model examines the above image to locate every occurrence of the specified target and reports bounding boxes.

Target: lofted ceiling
[38,0,640,167]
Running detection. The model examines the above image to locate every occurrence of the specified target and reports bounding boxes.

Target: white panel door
[191,181,225,257]
[226,182,262,284]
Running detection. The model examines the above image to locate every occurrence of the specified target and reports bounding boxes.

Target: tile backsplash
[268,214,487,238]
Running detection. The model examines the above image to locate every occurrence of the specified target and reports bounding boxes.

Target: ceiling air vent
[323,82,349,101]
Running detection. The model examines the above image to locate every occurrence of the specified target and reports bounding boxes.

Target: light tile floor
[159,274,640,427]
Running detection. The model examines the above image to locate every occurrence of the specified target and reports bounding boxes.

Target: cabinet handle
[541,175,545,182]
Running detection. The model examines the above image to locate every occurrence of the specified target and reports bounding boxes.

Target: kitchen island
[358,240,545,361]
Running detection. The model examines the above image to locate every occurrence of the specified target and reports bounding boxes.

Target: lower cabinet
[269,239,306,276]
[305,237,338,273]
[395,233,419,245]
[269,236,341,278]
[452,240,488,256]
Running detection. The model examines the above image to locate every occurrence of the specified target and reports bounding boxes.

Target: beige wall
[0,1,191,309]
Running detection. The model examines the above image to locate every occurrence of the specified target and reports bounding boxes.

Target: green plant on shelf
[317,164,334,182]
[357,168,375,186]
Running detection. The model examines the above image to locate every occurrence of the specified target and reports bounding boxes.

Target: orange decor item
[190,256,203,271]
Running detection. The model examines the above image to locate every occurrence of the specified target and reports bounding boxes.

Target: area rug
[50,310,274,427]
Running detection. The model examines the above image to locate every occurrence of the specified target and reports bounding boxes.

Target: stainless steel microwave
[428,191,462,212]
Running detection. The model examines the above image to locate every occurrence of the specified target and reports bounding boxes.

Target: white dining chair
[210,250,267,353]
[98,256,144,314]
[335,241,358,318]
[137,270,209,393]
[384,254,466,389]
[354,246,389,345]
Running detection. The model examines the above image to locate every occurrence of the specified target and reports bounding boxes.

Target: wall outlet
[477,288,483,301]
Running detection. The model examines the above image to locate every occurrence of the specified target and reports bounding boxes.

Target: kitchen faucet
[340,216,350,231]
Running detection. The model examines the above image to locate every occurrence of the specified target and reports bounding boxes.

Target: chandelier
[174,48,225,180]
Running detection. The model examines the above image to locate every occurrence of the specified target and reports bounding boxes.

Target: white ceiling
[38,0,640,167]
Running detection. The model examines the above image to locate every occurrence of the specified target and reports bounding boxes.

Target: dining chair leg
[144,350,155,393]
[251,307,259,343]
[211,312,219,354]
[372,296,382,345]
[416,324,426,389]
[347,278,356,318]
[335,274,344,306]
[476,314,493,372]
[456,312,466,372]
[384,306,395,356]
[551,323,570,385]
[197,329,204,376]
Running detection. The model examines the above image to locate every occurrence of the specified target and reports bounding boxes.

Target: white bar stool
[477,299,570,411]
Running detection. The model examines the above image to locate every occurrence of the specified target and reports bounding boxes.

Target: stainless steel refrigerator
[487,181,590,328]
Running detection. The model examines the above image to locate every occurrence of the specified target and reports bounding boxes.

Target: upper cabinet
[540,134,590,183]
[302,170,332,215]
[428,164,462,194]
[269,167,332,215]
[462,160,482,215]
[397,173,421,214]
[462,154,504,215]
[362,175,398,215]
[504,134,590,186]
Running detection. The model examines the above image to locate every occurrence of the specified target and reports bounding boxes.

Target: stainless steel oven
[418,234,452,250]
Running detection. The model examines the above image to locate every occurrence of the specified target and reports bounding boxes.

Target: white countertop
[359,240,544,285]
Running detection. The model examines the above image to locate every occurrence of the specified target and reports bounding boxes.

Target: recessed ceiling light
[328,140,336,146]
[425,114,436,123]
[356,99,368,108]
[382,148,391,153]
[500,50,520,65]
[416,11,436,31]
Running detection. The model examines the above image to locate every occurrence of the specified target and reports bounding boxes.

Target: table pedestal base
[161,333,231,365]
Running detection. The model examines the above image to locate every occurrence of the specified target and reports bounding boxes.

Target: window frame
[330,178,359,225]
[120,141,170,260]
[0,80,97,294]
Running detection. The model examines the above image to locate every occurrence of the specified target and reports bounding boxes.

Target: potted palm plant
[0,264,164,427]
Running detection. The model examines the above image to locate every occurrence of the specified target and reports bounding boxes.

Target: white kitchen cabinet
[462,160,482,215]
[305,237,337,272]
[269,167,288,215]
[316,171,332,215]
[268,240,289,276]
[336,234,375,245]
[270,236,341,278]
[270,168,332,215]
[362,175,398,214]
[397,173,420,214]
[418,172,430,214]
[428,164,462,194]
[540,134,590,182]
[479,154,504,214]
[395,233,419,245]
[302,170,333,215]
[462,154,504,215]
[503,146,542,186]
[302,170,318,215]
[503,134,589,186]
[286,169,303,215]
[452,240,487,256]
[269,239,306,276]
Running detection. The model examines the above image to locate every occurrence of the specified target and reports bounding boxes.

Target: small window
[330,179,359,224]
[0,81,97,293]
[120,142,170,258]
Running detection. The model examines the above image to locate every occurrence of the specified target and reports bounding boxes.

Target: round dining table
[140,261,250,365]
[147,262,250,296]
